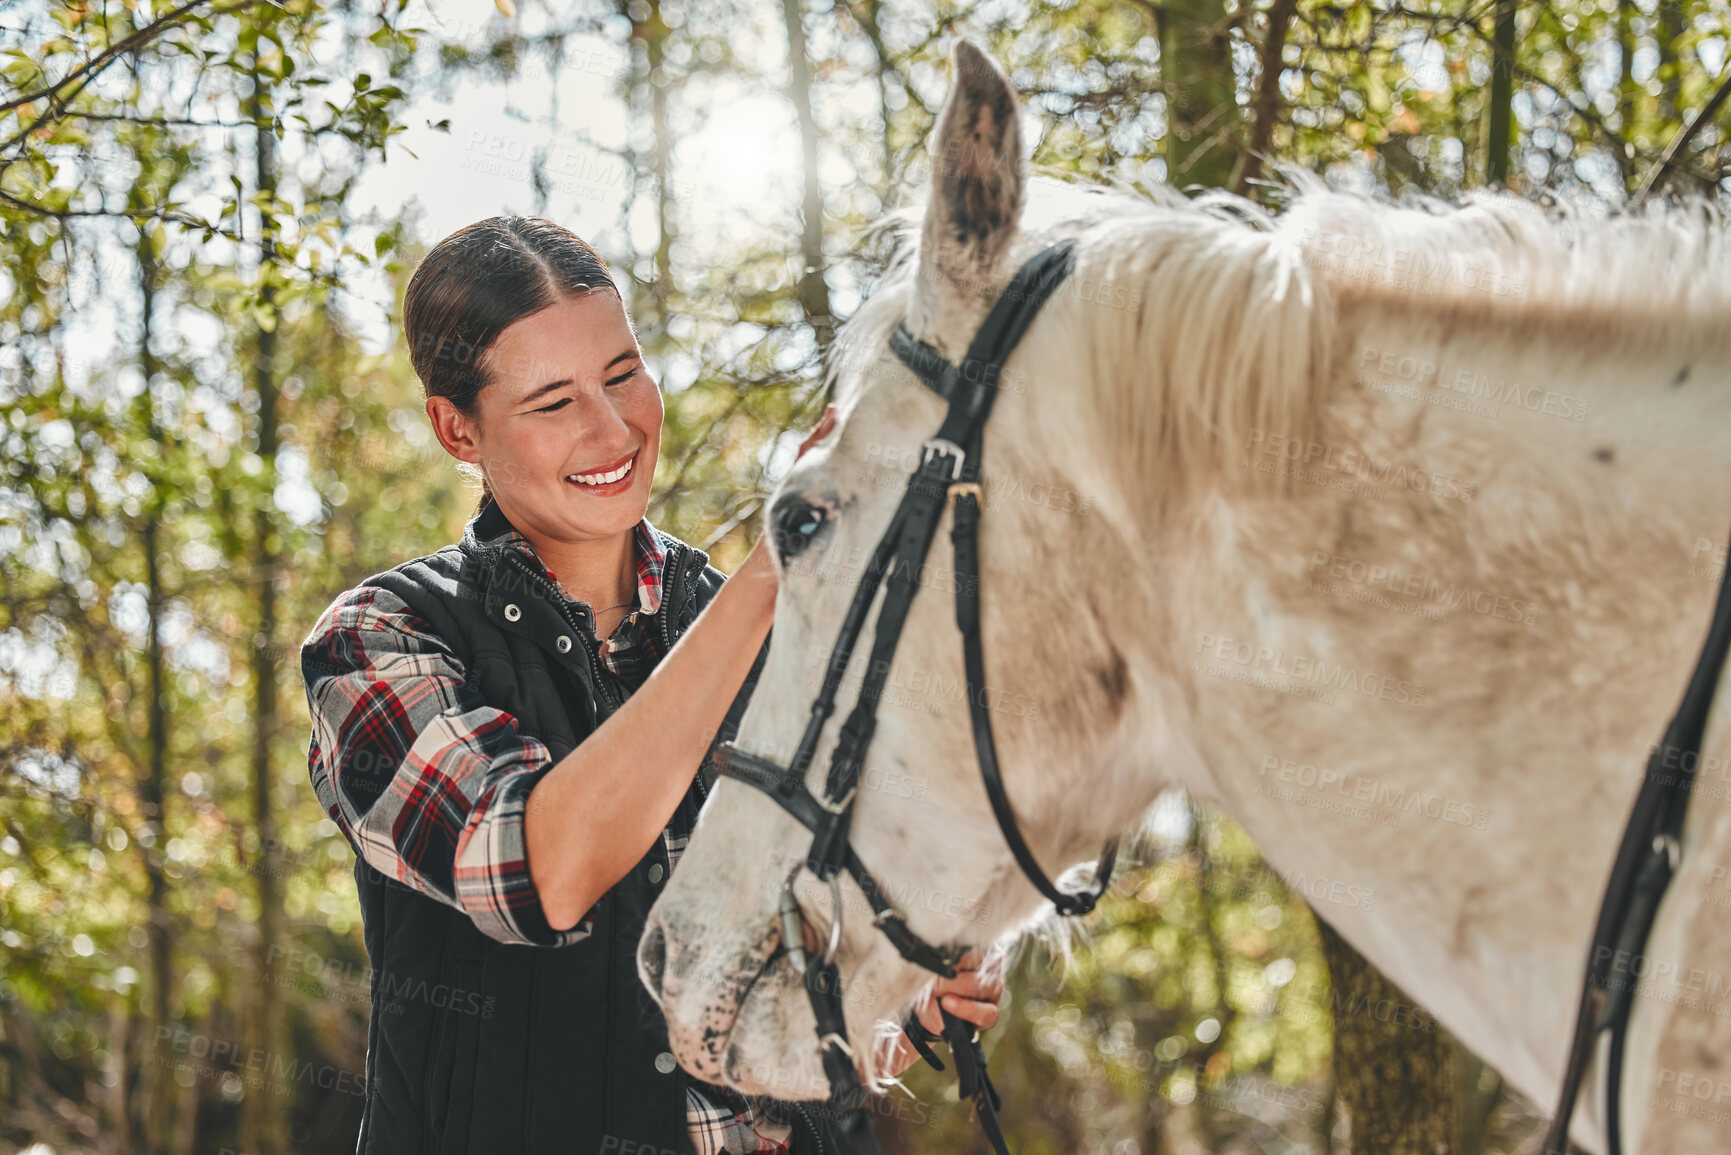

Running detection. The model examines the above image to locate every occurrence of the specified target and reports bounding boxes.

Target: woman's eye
[772,499,828,562]
[606,369,638,387]
[536,399,571,413]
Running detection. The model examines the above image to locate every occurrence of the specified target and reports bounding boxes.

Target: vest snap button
[648,863,664,883]
[504,603,521,621]
[654,1051,676,1074]
[557,635,572,653]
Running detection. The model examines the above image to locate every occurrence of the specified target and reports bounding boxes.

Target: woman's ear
[427,395,483,467]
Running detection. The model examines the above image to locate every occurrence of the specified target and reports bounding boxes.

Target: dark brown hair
[402,216,621,516]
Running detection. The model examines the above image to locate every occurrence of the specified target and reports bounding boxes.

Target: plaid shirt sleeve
[300,584,595,947]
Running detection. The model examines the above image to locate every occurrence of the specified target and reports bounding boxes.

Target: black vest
[346,506,851,1154]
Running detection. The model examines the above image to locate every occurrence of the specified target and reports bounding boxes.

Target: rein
[1543,529,1731,1154]
[715,241,1118,1154]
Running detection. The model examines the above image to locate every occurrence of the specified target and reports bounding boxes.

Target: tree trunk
[137,224,179,1155]
[632,0,675,334]
[1657,0,1684,124]
[106,1000,136,1154]
[1157,0,1237,191]
[1315,918,1457,1154]
[1616,0,1637,189]
[1485,0,1516,186]
[1236,0,1299,199]
[240,62,289,1155]
[781,0,835,355]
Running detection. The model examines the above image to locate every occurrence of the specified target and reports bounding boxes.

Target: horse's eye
[772,498,828,562]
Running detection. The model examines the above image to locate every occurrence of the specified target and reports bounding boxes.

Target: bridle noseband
[714,241,1118,1154]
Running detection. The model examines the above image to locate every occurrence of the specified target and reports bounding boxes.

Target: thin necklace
[545,569,635,615]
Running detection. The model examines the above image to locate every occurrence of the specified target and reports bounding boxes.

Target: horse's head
[639,40,1308,1099]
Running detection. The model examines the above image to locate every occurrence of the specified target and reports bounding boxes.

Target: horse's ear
[914,41,1025,324]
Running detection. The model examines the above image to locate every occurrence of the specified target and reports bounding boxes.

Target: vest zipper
[658,542,680,655]
[506,553,621,715]
[661,544,719,808]
[654,536,702,654]
[794,1101,829,1155]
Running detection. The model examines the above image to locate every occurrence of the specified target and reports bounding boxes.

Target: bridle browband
[1542,529,1731,1154]
[714,240,1118,1154]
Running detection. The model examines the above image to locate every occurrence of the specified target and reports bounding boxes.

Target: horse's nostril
[639,920,668,997]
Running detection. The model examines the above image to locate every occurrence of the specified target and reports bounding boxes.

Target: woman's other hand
[883,951,1005,1077]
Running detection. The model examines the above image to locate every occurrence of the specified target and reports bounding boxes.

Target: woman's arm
[525,406,836,930]
[302,586,583,947]
[524,533,778,929]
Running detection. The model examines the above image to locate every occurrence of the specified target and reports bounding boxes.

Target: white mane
[831,177,1731,505]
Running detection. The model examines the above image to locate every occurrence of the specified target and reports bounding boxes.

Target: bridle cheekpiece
[714,240,1118,1154]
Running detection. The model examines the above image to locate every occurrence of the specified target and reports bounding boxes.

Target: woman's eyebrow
[518,350,640,406]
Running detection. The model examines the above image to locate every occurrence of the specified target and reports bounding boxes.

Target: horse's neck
[1143,298,1731,1104]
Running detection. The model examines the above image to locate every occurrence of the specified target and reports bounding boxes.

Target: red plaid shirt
[301,511,790,1153]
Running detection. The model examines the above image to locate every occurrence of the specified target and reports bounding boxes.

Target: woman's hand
[736,404,839,586]
[882,951,1005,1078]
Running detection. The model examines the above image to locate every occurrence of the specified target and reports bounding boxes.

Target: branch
[0,188,243,241]
[0,0,245,115]
[0,0,269,160]
[65,112,257,128]
[1633,64,1731,205]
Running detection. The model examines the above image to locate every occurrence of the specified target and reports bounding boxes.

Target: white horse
[642,41,1731,1153]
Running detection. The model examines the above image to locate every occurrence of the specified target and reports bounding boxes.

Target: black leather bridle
[716,233,1731,1155]
[714,240,1119,1155]
[1543,532,1731,1154]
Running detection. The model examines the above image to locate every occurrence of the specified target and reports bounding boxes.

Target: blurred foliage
[0,0,1726,1150]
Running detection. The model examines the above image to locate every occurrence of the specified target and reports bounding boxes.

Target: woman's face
[431,290,663,544]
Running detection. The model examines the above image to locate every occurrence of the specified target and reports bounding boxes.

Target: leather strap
[1543,525,1731,1154]
[720,745,967,977]
[943,1006,1010,1155]
[897,1009,1010,1155]
[713,241,1107,1155]
[807,953,882,1155]
[949,473,1120,915]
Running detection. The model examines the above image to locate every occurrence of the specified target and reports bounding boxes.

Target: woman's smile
[565,448,640,496]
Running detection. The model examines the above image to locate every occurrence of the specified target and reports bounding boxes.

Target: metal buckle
[824,874,845,963]
[1654,832,1683,870]
[818,1032,856,1059]
[816,785,856,815]
[947,481,985,511]
[922,438,966,482]
[779,887,810,974]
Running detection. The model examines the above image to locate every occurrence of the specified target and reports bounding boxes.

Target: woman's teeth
[566,456,634,487]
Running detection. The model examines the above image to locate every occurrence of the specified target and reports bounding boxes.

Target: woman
[299,216,1003,1154]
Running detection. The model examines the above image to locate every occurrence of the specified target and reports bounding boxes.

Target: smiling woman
[298,215,1000,1155]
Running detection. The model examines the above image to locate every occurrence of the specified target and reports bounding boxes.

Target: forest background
[1,0,1728,1150]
